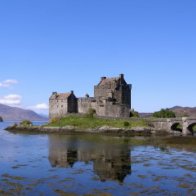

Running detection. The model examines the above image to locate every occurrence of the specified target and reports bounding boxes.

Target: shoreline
[5,124,173,136]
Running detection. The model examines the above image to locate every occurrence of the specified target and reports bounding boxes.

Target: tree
[153,108,176,118]
[20,120,33,127]
[130,109,139,117]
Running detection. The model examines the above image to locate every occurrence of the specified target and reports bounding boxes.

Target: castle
[49,74,132,119]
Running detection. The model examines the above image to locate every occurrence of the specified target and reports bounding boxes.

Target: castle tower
[94,74,131,108]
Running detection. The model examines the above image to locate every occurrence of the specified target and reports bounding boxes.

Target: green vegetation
[48,115,147,129]
[85,108,96,118]
[153,108,176,118]
[130,109,140,117]
[123,121,130,127]
[0,116,3,122]
[19,120,32,127]
[191,124,196,133]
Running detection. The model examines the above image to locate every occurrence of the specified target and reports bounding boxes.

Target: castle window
[61,105,63,108]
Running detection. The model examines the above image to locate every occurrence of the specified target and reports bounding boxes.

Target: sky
[0,0,196,114]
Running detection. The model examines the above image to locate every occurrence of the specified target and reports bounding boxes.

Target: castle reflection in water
[48,135,131,182]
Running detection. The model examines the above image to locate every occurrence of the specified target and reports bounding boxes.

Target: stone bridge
[150,117,196,135]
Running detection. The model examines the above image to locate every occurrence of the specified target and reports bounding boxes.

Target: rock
[62,125,75,130]
[98,126,123,132]
[5,124,151,136]
[131,126,150,132]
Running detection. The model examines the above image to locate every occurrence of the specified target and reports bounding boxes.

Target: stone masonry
[49,74,132,119]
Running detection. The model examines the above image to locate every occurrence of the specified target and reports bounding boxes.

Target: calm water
[0,122,196,196]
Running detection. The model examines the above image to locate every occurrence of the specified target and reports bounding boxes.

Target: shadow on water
[48,135,131,183]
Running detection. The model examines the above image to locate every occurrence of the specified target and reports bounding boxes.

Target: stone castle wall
[67,95,78,113]
[49,99,68,119]
[77,98,130,118]
[49,93,77,119]
[77,97,97,114]
[121,85,131,107]
[104,103,130,118]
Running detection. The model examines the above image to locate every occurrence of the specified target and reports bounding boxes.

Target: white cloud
[0,94,22,106]
[28,103,49,110]
[0,79,18,88]
[27,103,48,115]
[34,103,49,110]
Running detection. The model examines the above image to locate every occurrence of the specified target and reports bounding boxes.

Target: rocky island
[6,115,152,136]
[6,114,196,136]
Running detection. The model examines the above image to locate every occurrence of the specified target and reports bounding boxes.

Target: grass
[47,115,148,129]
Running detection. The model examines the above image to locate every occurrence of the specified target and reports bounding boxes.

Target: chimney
[85,93,89,98]
[119,74,124,79]
[101,76,106,81]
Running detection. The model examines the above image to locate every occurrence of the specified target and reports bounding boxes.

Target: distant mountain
[139,113,153,118]
[0,103,48,121]
[170,106,196,117]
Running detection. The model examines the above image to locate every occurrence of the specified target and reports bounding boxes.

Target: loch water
[0,122,196,195]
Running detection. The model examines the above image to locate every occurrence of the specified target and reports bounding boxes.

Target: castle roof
[56,93,71,99]
[50,92,72,100]
[97,75,123,87]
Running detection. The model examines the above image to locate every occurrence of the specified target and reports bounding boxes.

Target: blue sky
[0,0,196,114]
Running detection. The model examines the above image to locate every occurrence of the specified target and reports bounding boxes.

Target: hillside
[139,106,196,118]
[0,104,48,121]
[170,106,196,117]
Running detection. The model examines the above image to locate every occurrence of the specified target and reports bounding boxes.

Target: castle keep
[49,74,132,119]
